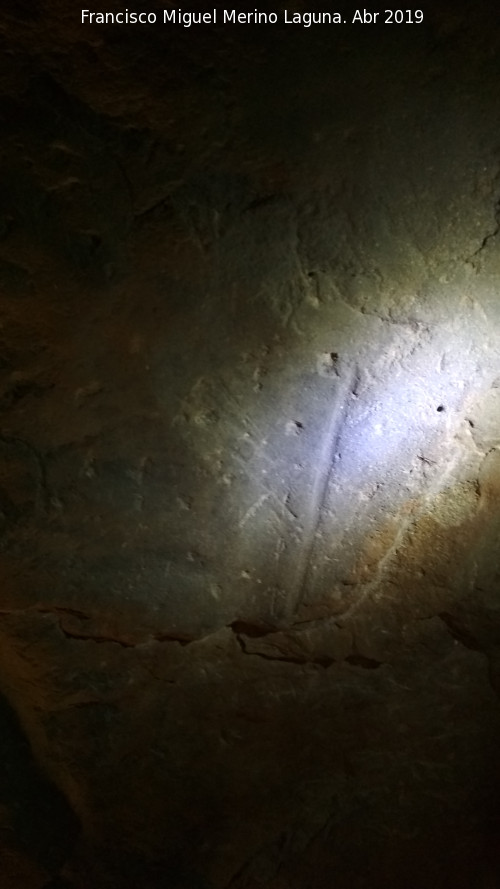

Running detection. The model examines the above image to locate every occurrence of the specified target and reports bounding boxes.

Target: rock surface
[0,1,500,886]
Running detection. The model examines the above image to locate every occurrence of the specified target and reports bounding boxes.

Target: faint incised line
[238,493,270,528]
[290,365,357,616]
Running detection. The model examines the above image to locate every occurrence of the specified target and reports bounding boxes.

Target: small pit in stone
[286,420,304,436]
[317,351,340,378]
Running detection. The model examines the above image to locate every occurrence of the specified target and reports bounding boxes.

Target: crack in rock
[465,197,500,268]
[0,606,196,649]
[437,611,482,651]
[0,610,381,667]
[234,631,335,668]
[230,620,383,669]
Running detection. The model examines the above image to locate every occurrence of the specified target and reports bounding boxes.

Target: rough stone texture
[1,1,500,886]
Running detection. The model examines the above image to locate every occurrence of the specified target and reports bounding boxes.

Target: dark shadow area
[0,693,80,878]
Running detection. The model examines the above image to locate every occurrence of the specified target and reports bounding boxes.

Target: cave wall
[1,2,500,887]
